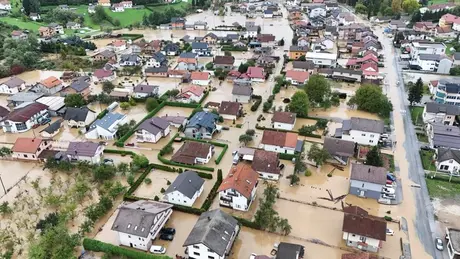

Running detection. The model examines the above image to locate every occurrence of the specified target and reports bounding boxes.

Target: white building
[176,85,204,103]
[64,107,97,128]
[251,149,281,180]
[1,103,49,133]
[12,138,51,161]
[261,130,298,155]
[112,3,124,12]
[191,72,211,86]
[163,171,205,207]
[446,228,460,259]
[85,112,127,140]
[308,5,327,18]
[231,85,252,103]
[410,54,453,74]
[120,0,133,8]
[218,101,241,121]
[171,141,213,165]
[0,1,12,10]
[410,41,446,60]
[271,111,296,130]
[423,102,460,126]
[132,84,159,99]
[65,141,105,164]
[119,54,141,66]
[111,200,173,251]
[338,117,384,146]
[183,209,239,259]
[0,77,26,95]
[218,164,259,211]
[135,117,170,143]
[305,52,337,68]
[436,148,460,174]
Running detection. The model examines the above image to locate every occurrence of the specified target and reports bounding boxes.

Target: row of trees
[142,7,187,26]
[355,0,419,17]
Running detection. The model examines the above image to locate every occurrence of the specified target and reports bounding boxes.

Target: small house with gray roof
[232,84,252,103]
[64,107,96,128]
[85,112,126,140]
[92,50,116,62]
[349,163,387,200]
[135,117,170,143]
[337,117,384,146]
[40,119,63,138]
[423,102,460,126]
[183,209,239,259]
[132,84,159,99]
[323,137,356,165]
[61,76,91,98]
[426,123,460,149]
[111,200,173,251]
[0,77,26,95]
[119,54,141,66]
[184,111,219,139]
[65,141,104,164]
[163,170,205,206]
[436,147,460,174]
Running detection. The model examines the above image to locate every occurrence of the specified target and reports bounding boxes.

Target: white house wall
[342,130,380,146]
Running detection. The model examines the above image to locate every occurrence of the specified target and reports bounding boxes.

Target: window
[359,236,366,242]
[441,165,450,170]
[208,256,215,259]
[193,252,200,256]
[361,133,366,136]
[369,140,373,143]
[370,134,374,138]
[193,245,200,249]
[24,154,28,158]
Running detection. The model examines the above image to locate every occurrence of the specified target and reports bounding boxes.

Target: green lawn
[74,5,152,28]
[409,106,424,125]
[429,0,460,5]
[426,174,460,198]
[147,1,190,12]
[0,16,45,31]
[416,133,429,143]
[420,150,436,171]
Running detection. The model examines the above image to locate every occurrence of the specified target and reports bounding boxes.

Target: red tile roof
[218,164,259,199]
[227,70,241,77]
[179,85,204,97]
[12,138,44,153]
[94,69,114,79]
[111,40,126,47]
[441,13,460,24]
[252,149,280,175]
[272,111,296,124]
[40,76,62,89]
[261,130,298,148]
[191,72,210,80]
[286,70,310,83]
[342,253,378,259]
[361,62,378,72]
[247,67,265,79]
[342,213,387,241]
[5,103,48,122]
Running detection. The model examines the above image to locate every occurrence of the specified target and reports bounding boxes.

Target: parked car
[436,238,444,251]
[382,187,395,194]
[161,227,176,235]
[378,198,392,204]
[387,173,396,182]
[150,245,166,254]
[420,145,432,151]
[159,233,174,241]
[382,193,396,200]
[386,228,394,236]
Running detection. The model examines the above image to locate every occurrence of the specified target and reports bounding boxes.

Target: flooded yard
[133,169,178,200]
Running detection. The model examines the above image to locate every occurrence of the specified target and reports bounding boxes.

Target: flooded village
[1,0,460,258]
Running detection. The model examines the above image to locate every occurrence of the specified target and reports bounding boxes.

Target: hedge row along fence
[181,137,229,165]
[83,238,171,259]
[255,123,322,139]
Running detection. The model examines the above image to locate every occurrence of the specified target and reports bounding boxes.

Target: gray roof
[152,52,166,63]
[292,61,315,70]
[111,200,173,238]
[350,163,387,185]
[120,54,140,62]
[89,112,125,132]
[133,84,158,93]
[183,209,238,256]
[7,92,43,102]
[425,102,460,116]
[333,67,363,75]
[289,46,309,52]
[165,170,205,198]
[342,117,384,134]
[247,25,259,32]
[97,50,116,58]
[276,242,305,259]
[323,137,355,157]
[40,119,62,134]
[437,147,460,164]
[136,117,170,135]
[431,124,460,149]
[69,78,90,92]
[64,107,95,122]
[1,77,25,88]
[180,52,197,59]
[186,111,218,132]
[454,52,460,60]
[163,43,180,52]
[418,54,440,61]
[145,66,168,73]
[66,141,101,157]
[192,42,209,49]
[232,85,252,96]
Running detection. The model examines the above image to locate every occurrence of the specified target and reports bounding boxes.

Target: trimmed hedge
[296,114,321,121]
[104,149,135,156]
[215,144,228,164]
[83,238,171,259]
[172,204,203,215]
[151,163,176,172]
[279,153,297,161]
[196,171,213,179]
[157,154,215,172]
[164,101,200,108]
[234,216,262,230]
[255,124,322,139]
[124,164,154,199]
[97,109,108,119]
[181,137,228,165]
[250,99,262,112]
[201,169,223,211]
[199,91,209,104]
[121,34,144,41]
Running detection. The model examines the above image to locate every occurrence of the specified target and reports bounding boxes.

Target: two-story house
[337,117,384,146]
[218,164,259,211]
[85,112,126,140]
[64,107,97,128]
[331,68,363,82]
[48,23,64,34]
[410,54,452,74]
[423,102,460,125]
[36,76,64,95]
[183,209,239,259]
[410,41,446,60]
[323,137,356,165]
[308,5,327,18]
[305,52,337,68]
[162,43,180,56]
[0,0,12,10]
[1,103,49,133]
[61,76,91,99]
[163,170,205,206]
[191,42,211,56]
[251,149,281,180]
[0,77,26,95]
[426,123,460,149]
[171,17,186,29]
[176,85,204,103]
[184,111,219,139]
[201,32,219,45]
[436,147,460,174]
[132,84,158,99]
[214,56,235,70]
[119,54,141,66]
[191,72,210,86]
[92,50,117,62]
[289,46,309,59]
[65,141,105,164]
[271,111,296,130]
[12,137,52,160]
[349,163,387,200]
[285,70,310,86]
[261,130,299,154]
[177,52,198,71]
[135,117,170,143]
[218,101,241,120]
[111,200,173,251]
[145,52,167,67]
[433,80,460,105]
[232,84,252,103]
[171,141,213,165]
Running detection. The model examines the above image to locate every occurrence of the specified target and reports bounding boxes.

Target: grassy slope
[0,16,45,31]
[74,6,153,28]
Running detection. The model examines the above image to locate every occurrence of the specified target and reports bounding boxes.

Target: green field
[147,1,190,12]
[0,16,45,31]
[429,0,460,5]
[426,174,460,199]
[74,5,153,28]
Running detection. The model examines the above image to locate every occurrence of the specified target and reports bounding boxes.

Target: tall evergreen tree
[408,77,423,106]
[366,146,383,167]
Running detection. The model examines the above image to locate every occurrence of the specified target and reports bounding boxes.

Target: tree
[64,93,86,108]
[224,51,232,56]
[408,77,423,106]
[115,123,131,139]
[102,81,115,94]
[120,102,130,110]
[298,125,317,136]
[288,91,309,117]
[391,0,402,13]
[246,129,255,136]
[365,146,383,167]
[239,134,253,146]
[145,97,159,112]
[28,224,80,259]
[278,38,285,46]
[23,0,40,15]
[297,55,306,61]
[205,62,214,70]
[304,75,331,107]
[307,144,331,167]
[0,147,12,157]
[347,84,393,117]
[355,3,367,14]
[113,19,121,27]
[36,212,60,233]
[132,154,149,170]
[93,165,116,182]
[238,62,249,73]
[402,0,420,14]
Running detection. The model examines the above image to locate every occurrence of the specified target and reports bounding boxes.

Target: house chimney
[368,168,371,173]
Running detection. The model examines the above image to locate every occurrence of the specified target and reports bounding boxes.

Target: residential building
[323,137,356,165]
[261,130,299,154]
[161,115,187,128]
[111,200,173,251]
[93,69,116,82]
[119,54,141,66]
[275,242,306,259]
[252,149,281,180]
[162,43,180,56]
[177,52,198,71]
[39,26,54,38]
[410,41,446,60]
[65,141,104,164]
[191,72,211,86]
[64,107,96,128]
[232,84,252,103]
[0,106,9,122]
[439,13,460,27]
[176,85,204,103]
[47,23,64,34]
[342,206,387,252]
[145,52,167,67]
[413,21,437,34]
[36,96,65,117]
[85,112,126,140]
[0,77,26,95]
[66,22,81,29]
[12,138,51,160]
[246,67,265,82]
[285,70,309,86]
[436,147,460,174]
[1,103,48,133]
[271,111,296,130]
[423,102,460,125]
[214,56,235,70]
[191,42,211,56]
[132,84,158,99]
[171,141,213,165]
[410,53,453,74]
[164,170,205,206]
[305,52,337,68]
[349,163,387,200]
[7,92,43,107]
[426,123,460,149]
[420,3,457,13]
[29,13,40,21]
[11,30,28,40]
[292,60,315,72]
[92,50,117,62]
[110,40,127,52]
[171,17,186,29]
[433,80,460,105]
[98,0,111,6]
[289,46,309,59]
[35,76,63,95]
[145,66,168,77]
[337,117,384,146]
[40,119,62,138]
[263,9,273,18]
[200,32,219,45]
[446,228,460,259]
[218,164,259,211]
[88,5,96,13]
[308,5,327,18]
[183,209,239,259]
[360,62,381,80]
[184,111,219,139]
[242,26,259,38]
[332,68,362,82]
[135,117,170,143]
[194,21,207,30]
[218,101,241,120]
[120,0,132,8]
[61,76,91,98]
[0,0,11,10]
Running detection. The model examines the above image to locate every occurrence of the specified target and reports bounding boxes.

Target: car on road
[387,173,396,182]
[161,227,176,235]
[159,233,174,241]
[382,193,396,200]
[436,238,444,251]
[382,187,395,194]
[386,228,394,236]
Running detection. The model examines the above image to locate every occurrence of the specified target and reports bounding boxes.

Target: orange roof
[40,76,62,88]
[286,70,309,82]
[111,40,126,47]
[191,72,210,80]
[179,85,204,97]
[178,57,197,64]
[39,27,50,32]
[218,164,259,199]
[99,0,110,3]
[261,130,298,148]
[12,138,44,153]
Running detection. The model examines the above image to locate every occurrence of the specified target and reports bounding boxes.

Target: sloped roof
[172,141,212,164]
[64,107,95,122]
[12,138,44,153]
[40,119,62,134]
[66,141,101,157]
[342,117,384,134]
[5,103,48,122]
[342,213,387,241]
[350,163,387,185]
[261,130,298,148]
[252,149,280,175]
[136,117,170,135]
[165,170,205,198]
[1,77,25,88]
[232,85,252,96]
[214,55,235,65]
[425,102,460,115]
[218,164,258,199]
[437,147,460,164]
[323,137,355,157]
[272,111,296,124]
[40,76,62,89]
[218,101,240,116]
[186,111,218,132]
[88,112,125,132]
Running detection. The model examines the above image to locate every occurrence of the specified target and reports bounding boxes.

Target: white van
[150,245,166,254]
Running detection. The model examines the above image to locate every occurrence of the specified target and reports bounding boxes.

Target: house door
[130,243,133,247]
[359,190,365,197]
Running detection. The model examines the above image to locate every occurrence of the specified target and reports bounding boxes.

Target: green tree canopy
[145,97,159,112]
[102,81,115,94]
[365,146,383,167]
[304,74,331,107]
[402,0,420,14]
[408,77,423,106]
[307,144,331,167]
[288,91,309,117]
[64,94,86,108]
[347,84,393,117]
[28,224,80,259]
